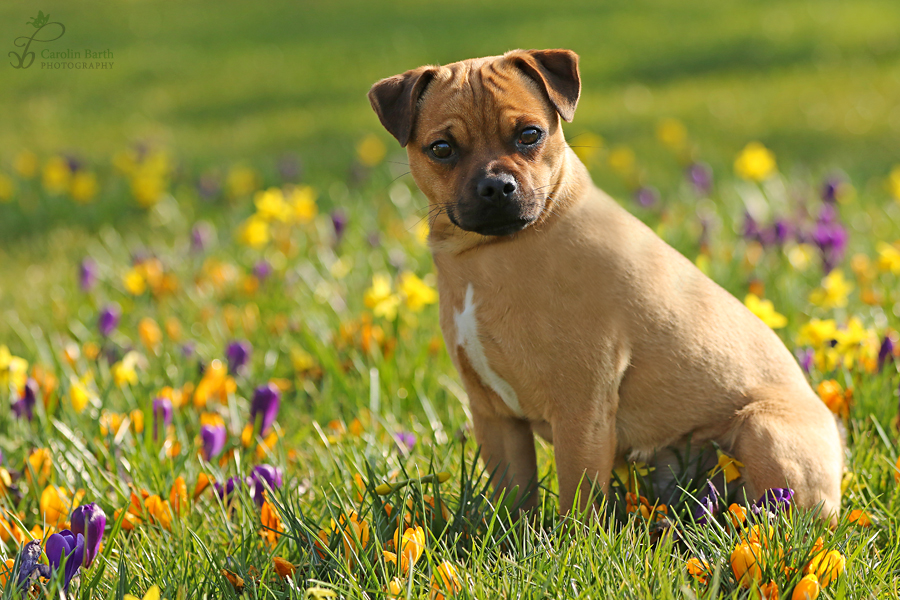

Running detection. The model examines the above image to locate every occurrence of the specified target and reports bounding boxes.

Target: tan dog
[368,49,842,520]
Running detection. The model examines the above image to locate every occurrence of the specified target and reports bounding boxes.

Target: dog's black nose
[477,174,517,203]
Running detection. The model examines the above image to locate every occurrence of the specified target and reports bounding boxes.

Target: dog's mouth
[448,212,537,237]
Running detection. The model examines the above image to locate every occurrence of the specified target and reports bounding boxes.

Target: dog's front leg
[471,407,539,512]
[552,402,617,516]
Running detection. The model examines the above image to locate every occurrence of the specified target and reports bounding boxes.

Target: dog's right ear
[368,67,436,148]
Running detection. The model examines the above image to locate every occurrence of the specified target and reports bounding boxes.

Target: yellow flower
[730,541,763,588]
[387,526,425,574]
[26,448,52,486]
[193,360,235,408]
[124,267,147,295]
[42,156,71,194]
[145,494,173,530]
[238,215,270,249]
[260,500,285,547]
[399,272,438,312]
[139,317,163,352]
[792,574,820,600]
[797,319,837,349]
[364,274,401,320]
[686,557,710,585]
[809,270,853,308]
[570,131,604,165]
[877,242,900,274]
[14,150,39,179]
[386,577,404,599]
[888,165,900,201]
[656,118,688,151]
[112,351,141,387]
[1,558,15,586]
[728,503,747,527]
[68,374,94,413]
[744,294,787,329]
[288,185,318,224]
[226,165,260,198]
[430,561,462,600]
[759,581,779,600]
[848,509,871,527]
[123,585,161,600]
[131,172,166,208]
[805,549,844,587]
[41,485,75,527]
[734,142,776,182]
[357,134,387,167]
[0,345,29,389]
[414,219,430,245]
[0,173,14,202]
[817,380,849,417]
[100,411,125,436]
[70,171,98,204]
[254,188,292,222]
[712,450,744,483]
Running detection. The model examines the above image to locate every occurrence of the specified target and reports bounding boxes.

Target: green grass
[2,1,900,598]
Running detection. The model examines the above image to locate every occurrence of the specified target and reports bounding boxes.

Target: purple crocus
[248,464,283,505]
[395,431,416,454]
[252,260,273,281]
[181,342,196,359]
[693,480,720,525]
[634,186,659,208]
[225,340,251,375]
[811,205,848,273]
[214,476,245,501]
[11,378,38,420]
[878,336,895,372]
[200,424,227,461]
[79,258,98,292]
[45,530,84,591]
[751,487,794,515]
[152,397,173,441]
[331,209,348,244]
[795,348,815,374]
[771,218,793,246]
[821,177,843,204]
[14,540,51,590]
[70,503,106,568]
[687,162,713,195]
[191,222,214,252]
[250,383,280,435]
[742,212,760,242]
[98,305,120,337]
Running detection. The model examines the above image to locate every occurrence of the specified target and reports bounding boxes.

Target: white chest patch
[454,284,524,417]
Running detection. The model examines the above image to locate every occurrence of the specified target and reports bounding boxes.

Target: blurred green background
[2,0,899,192]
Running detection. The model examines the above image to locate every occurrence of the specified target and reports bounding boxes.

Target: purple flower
[225,340,251,375]
[634,186,659,208]
[277,154,301,181]
[253,260,273,281]
[250,384,280,435]
[191,222,214,252]
[772,219,793,246]
[751,487,793,515]
[13,540,51,590]
[821,177,842,204]
[742,212,760,242]
[152,397,173,441]
[181,342,195,359]
[331,210,347,244]
[878,336,895,372]
[214,476,245,501]
[693,480,720,525]
[395,431,416,454]
[687,162,713,195]
[812,206,848,273]
[795,348,814,374]
[11,378,38,421]
[79,258,97,292]
[248,464,283,505]
[98,305,120,337]
[200,424,227,461]
[46,530,84,591]
[70,503,106,568]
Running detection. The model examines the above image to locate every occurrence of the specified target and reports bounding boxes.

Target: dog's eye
[430,141,453,159]
[518,127,542,146]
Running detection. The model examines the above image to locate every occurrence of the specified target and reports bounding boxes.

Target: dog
[368,49,842,521]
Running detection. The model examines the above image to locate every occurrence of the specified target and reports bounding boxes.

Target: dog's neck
[428,146,592,257]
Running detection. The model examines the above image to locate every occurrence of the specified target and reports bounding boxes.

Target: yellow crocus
[744,294,787,329]
[734,142,776,182]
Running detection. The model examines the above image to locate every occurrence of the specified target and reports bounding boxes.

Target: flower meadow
[2,126,900,600]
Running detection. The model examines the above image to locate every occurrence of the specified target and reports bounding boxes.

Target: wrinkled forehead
[413,57,555,146]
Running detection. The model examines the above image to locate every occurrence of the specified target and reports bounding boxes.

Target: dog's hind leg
[729,389,842,524]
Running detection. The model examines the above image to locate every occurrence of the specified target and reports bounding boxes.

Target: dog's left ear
[507,49,581,122]
[368,66,436,147]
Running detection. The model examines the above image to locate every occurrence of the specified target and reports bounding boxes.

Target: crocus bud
[11,378,38,420]
[70,502,106,568]
[152,397,173,441]
[45,530,84,591]
[79,258,98,292]
[225,340,251,374]
[98,305,120,337]
[693,480,720,525]
[250,383,280,435]
[249,464,283,505]
[200,424,227,461]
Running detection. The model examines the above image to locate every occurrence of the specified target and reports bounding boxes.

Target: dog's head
[369,49,580,241]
